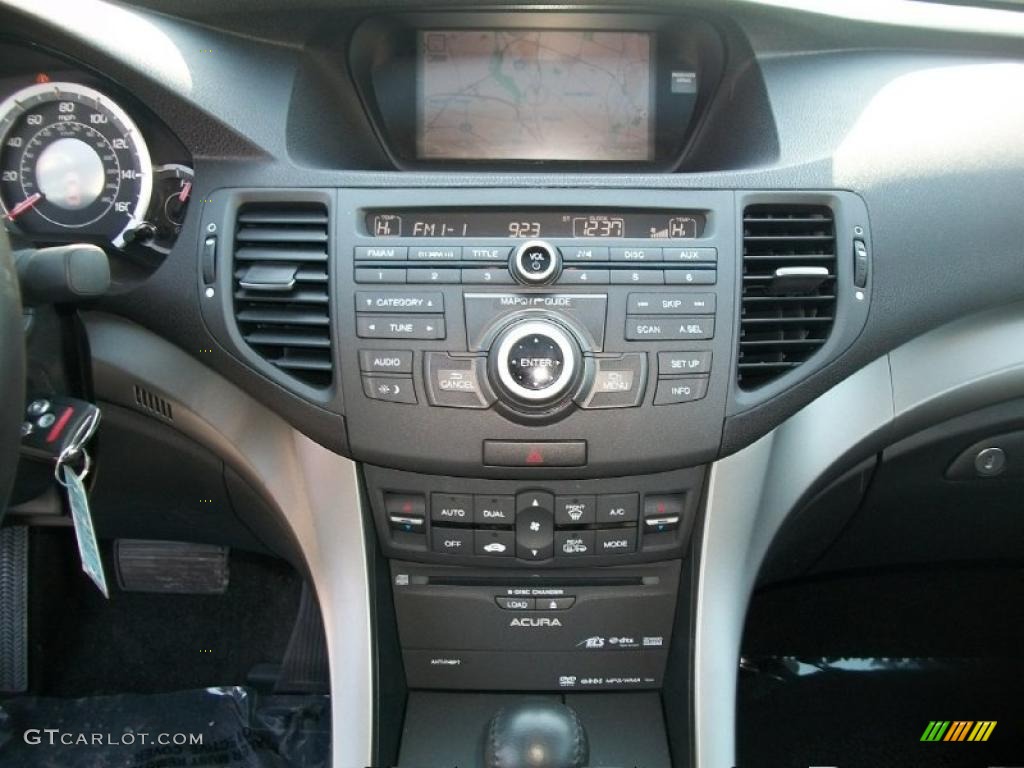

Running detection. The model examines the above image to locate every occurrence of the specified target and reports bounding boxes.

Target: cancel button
[424,353,495,409]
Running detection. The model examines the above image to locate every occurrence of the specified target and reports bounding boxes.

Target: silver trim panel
[695,300,1024,767]
[83,312,374,768]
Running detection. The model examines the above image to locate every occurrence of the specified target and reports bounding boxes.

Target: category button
[658,351,712,375]
[356,291,444,313]
[359,350,413,374]
[410,246,461,261]
[627,292,716,315]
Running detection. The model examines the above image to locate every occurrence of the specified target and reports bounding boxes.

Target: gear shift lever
[484,699,588,768]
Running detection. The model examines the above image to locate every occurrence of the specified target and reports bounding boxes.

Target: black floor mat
[0,686,329,767]
[28,529,302,696]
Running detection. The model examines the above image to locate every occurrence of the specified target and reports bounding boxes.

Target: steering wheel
[0,226,25,521]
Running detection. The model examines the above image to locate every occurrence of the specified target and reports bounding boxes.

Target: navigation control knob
[492,319,580,408]
[511,240,560,285]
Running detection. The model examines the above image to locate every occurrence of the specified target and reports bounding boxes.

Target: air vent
[133,384,173,421]
[738,204,836,390]
[232,202,332,388]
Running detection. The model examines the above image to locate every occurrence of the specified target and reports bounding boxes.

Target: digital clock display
[365,209,704,239]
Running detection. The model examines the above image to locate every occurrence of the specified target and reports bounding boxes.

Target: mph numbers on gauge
[0,82,152,247]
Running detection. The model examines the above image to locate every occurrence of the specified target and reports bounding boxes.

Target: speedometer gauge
[0,82,152,247]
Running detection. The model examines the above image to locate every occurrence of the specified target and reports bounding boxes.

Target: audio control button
[465,246,511,261]
[625,317,714,341]
[628,292,715,315]
[558,268,610,285]
[511,240,560,285]
[563,246,609,262]
[611,247,662,262]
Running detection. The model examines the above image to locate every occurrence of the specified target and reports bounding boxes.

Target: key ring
[55,448,91,487]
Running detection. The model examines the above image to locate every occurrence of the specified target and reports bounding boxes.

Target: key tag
[56,446,109,598]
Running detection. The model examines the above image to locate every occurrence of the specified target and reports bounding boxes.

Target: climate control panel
[364,464,704,568]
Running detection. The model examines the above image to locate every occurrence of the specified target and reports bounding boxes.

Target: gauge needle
[178,181,192,203]
[5,192,43,221]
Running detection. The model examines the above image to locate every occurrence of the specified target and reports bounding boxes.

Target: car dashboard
[1,0,1024,766]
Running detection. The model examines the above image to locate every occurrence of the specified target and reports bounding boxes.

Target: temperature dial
[511,240,560,285]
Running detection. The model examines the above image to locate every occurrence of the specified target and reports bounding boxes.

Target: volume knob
[511,240,560,285]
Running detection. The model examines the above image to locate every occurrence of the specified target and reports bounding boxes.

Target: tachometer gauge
[0,82,152,248]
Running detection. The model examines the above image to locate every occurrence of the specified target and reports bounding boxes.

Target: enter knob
[492,319,580,407]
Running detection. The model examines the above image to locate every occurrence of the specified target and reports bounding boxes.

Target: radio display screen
[417,30,654,161]
[365,210,704,239]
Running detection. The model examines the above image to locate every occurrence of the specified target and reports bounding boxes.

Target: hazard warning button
[483,441,587,468]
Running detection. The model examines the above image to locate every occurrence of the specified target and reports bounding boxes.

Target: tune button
[511,240,560,285]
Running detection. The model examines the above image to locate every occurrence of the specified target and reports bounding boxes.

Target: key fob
[20,395,101,463]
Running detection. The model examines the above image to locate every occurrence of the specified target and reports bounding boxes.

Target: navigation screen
[418,30,654,161]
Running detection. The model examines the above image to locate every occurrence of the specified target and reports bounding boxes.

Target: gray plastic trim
[82,312,373,768]
[694,299,1024,767]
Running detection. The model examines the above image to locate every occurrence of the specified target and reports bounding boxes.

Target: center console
[334,187,733,695]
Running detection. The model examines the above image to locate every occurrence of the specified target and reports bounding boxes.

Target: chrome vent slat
[738,203,837,390]
[232,202,332,388]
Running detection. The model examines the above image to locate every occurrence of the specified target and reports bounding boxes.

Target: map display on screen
[418,30,654,161]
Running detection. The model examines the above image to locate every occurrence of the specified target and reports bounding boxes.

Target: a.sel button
[431,493,473,523]
[596,528,637,554]
[431,527,472,555]
[625,317,714,341]
[357,316,445,339]
[654,376,710,405]
[627,292,715,315]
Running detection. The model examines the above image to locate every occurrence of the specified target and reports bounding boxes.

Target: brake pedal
[0,526,29,693]
[114,539,229,594]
